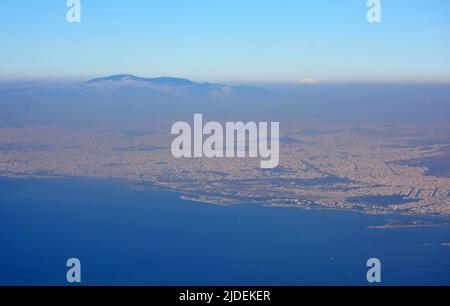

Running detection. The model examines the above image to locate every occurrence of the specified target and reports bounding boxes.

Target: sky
[0,0,449,83]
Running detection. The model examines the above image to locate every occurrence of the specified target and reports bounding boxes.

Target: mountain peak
[87,74,200,87]
[87,74,139,83]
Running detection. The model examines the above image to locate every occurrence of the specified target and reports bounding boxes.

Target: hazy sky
[0,0,449,83]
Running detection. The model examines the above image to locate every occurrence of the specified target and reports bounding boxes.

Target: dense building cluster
[0,122,449,215]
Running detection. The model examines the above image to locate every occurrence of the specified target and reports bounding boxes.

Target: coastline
[1,173,450,228]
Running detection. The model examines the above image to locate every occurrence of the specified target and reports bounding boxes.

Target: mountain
[87,74,216,88]
[0,75,279,125]
[85,74,272,98]
[4,75,449,126]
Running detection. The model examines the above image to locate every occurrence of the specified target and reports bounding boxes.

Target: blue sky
[0,0,449,83]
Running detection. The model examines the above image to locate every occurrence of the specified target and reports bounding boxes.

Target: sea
[0,177,449,286]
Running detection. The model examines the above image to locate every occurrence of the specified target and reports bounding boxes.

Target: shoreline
[1,174,450,226]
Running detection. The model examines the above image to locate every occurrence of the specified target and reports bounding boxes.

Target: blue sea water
[0,177,449,286]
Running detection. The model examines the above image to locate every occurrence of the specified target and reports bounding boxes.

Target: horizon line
[0,74,450,86]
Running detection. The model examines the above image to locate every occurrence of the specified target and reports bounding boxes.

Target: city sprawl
[1,122,450,216]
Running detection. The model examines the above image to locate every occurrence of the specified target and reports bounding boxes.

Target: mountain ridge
[86,74,222,88]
